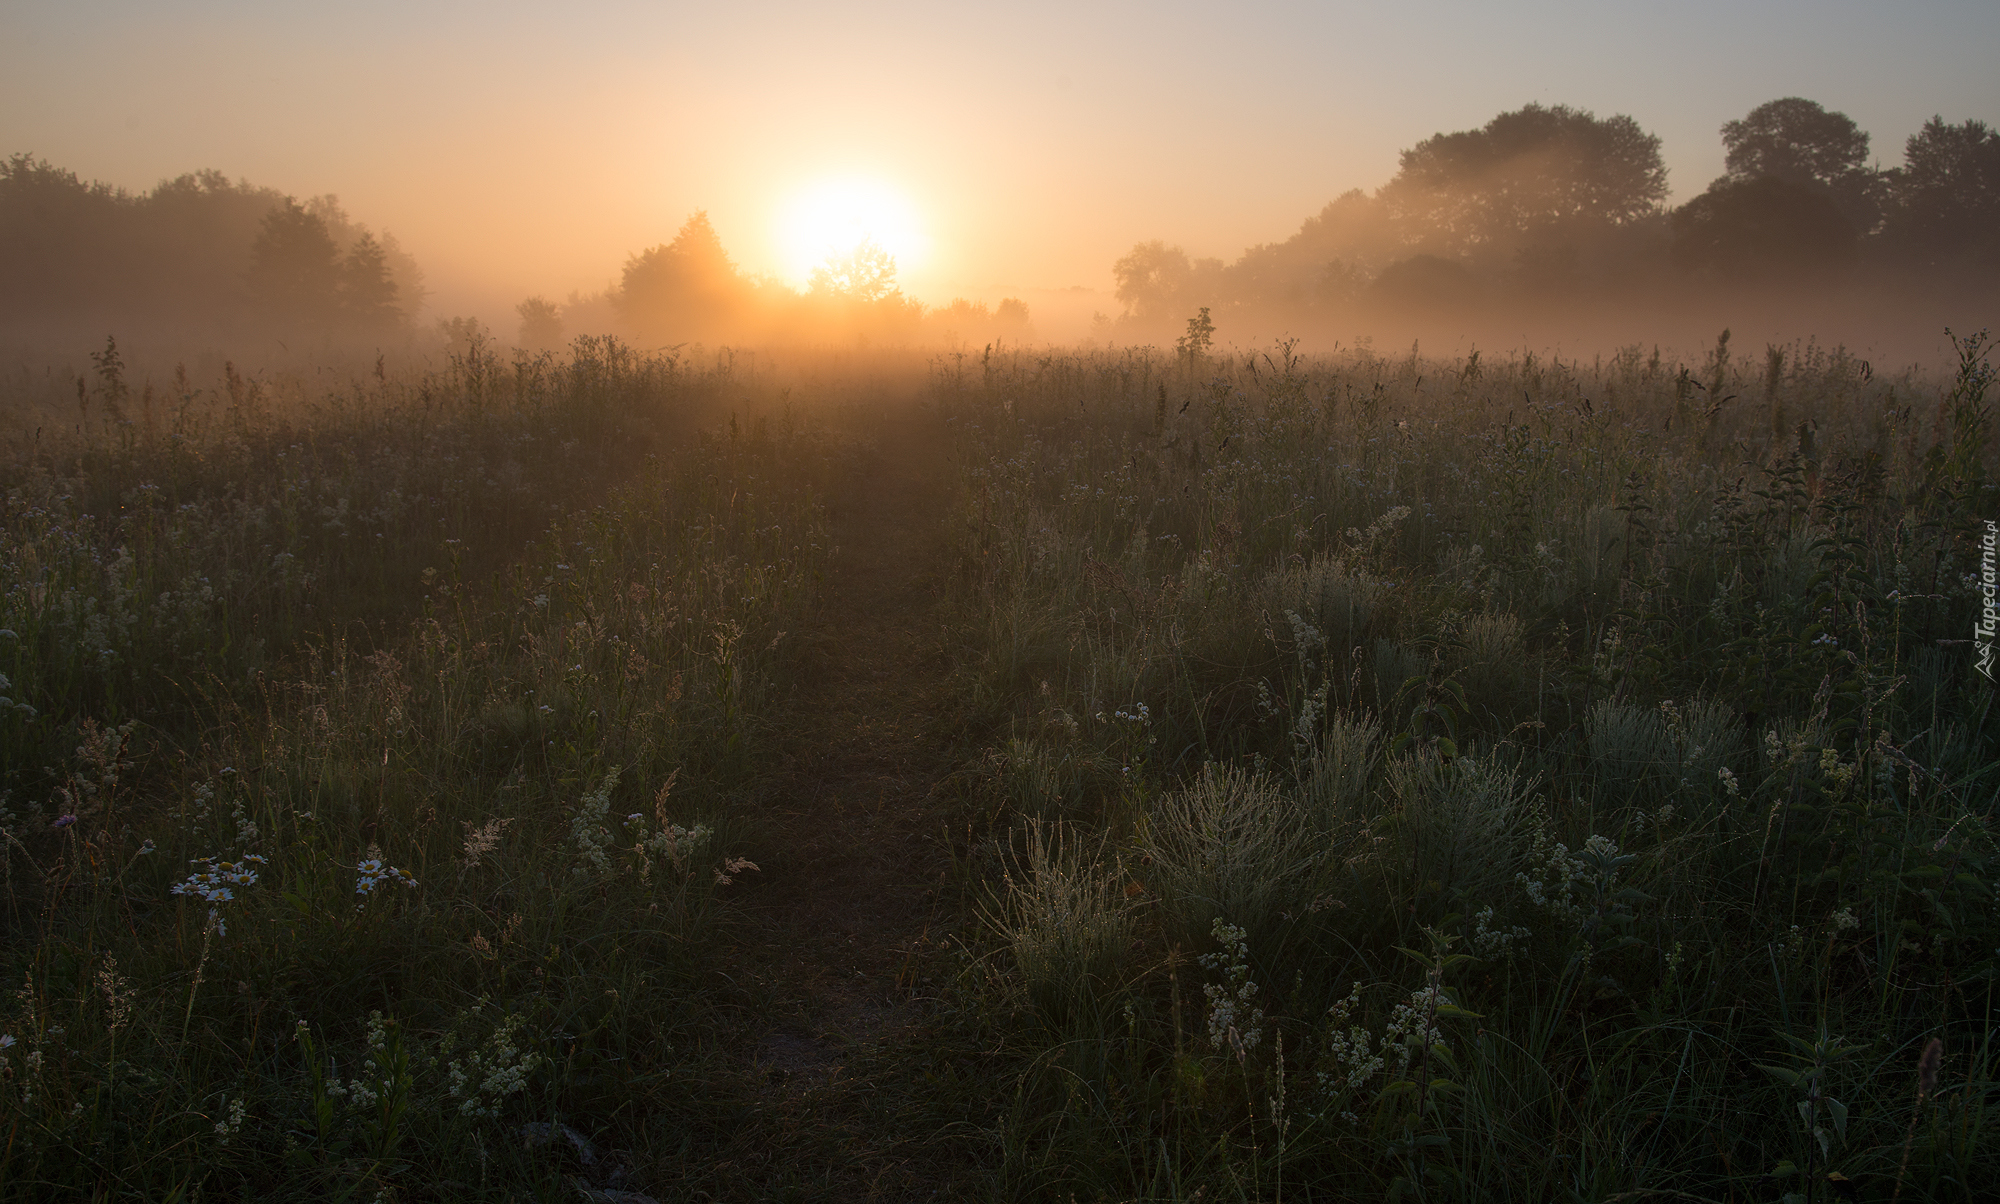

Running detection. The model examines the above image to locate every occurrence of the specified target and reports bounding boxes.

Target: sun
[776,178,927,286]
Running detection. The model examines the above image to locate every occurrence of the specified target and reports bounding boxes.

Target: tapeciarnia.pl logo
[1978,518,1997,681]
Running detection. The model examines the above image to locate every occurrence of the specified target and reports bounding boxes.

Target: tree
[1112,240,1225,322]
[1365,254,1481,313]
[1720,97,1886,232]
[305,195,427,321]
[0,155,131,324]
[1883,117,2000,273]
[1381,104,1668,262]
[516,296,564,349]
[1214,190,1396,313]
[1670,175,1856,282]
[247,198,341,324]
[617,211,744,338]
[808,236,898,303]
[339,232,401,329]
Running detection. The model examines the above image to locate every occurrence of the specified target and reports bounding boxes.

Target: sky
[5,0,1997,328]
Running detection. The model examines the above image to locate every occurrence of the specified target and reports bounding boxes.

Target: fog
[3,97,1995,377]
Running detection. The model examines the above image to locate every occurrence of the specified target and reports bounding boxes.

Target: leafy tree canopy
[1382,103,1668,259]
[1720,97,1886,230]
[1885,116,2000,270]
[1724,98,1872,188]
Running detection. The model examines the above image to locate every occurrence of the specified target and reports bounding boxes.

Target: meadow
[937,328,1998,1202]
[0,325,1993,1202]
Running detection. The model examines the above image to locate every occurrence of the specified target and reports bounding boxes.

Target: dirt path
[713,402,972,1199]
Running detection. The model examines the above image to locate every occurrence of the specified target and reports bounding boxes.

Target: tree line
[512,215,1032,350]
[1112,98,2000,329]
[0,155,426,345]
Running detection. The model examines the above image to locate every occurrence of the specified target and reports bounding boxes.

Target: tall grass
[0,337,834,1197]
[943,332,1998,1200]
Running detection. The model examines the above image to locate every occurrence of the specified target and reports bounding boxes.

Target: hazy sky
[5,0,1997,323]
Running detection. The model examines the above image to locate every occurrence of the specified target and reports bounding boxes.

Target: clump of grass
[1139,763,1318,950]
[989,819,1136,1029]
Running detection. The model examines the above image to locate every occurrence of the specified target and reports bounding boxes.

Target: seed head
[1917,1037,1943,1100]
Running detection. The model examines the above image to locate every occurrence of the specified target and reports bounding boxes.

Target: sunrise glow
[775,178,928,286]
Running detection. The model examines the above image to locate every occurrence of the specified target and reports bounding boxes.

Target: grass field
[0,328,1994,1202]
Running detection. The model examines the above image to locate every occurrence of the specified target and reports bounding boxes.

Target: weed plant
[941,331,1998,1201]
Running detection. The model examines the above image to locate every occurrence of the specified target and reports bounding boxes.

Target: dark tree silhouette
[1671,175,1856,282]
[1720,97,1887,232]
[247,199,341,324]
[0,156,129,322]
[1883,117,2000,273]
[1380,104,1668,261]
[0,156,417,340]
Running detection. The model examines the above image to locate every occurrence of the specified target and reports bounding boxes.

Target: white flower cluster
[445,1010,542,1118]
[172,853,266,936]
[1314,980,1457,1119]
[323,1012,395,1108]
[230,796,259,848]
[1285,610,1325,657]
[1470,904,1531,960]
[355,852,417,897]
[1317,983,1383,1100]
[1198,918,1264,1057]
[1516,824,1586,926]
[213,1095,247,1144]
[568,768,622,879]
[1517,822,1625,932]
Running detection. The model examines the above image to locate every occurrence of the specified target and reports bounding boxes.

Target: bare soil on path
[704,401,980,1200]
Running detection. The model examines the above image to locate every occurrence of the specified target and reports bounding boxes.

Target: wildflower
[567,769,622,879]
[1718,766,1740,796]
[1199,919,1264,1056]
[51,815,76,829]
[1471,905,1530,959]
[355,853,418,896]
[214,1095,247,1143]
[173,854,265,904]
[446,1011,542,1118]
